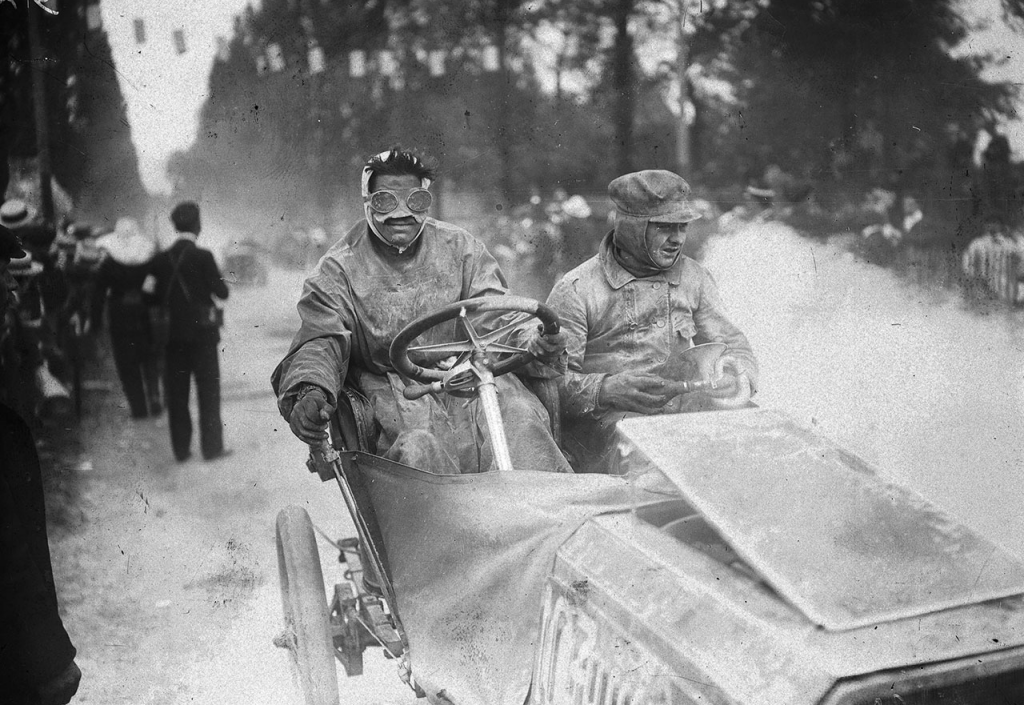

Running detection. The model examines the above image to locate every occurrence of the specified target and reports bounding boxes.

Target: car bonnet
[616,408,1024,631]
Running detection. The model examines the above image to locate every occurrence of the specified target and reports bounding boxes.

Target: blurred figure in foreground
[95,217,162,419]
[146,202,230,462]
[0,225,82,705]
[546,170,758,472]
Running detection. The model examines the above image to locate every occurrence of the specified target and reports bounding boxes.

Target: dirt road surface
[42,265,420,705]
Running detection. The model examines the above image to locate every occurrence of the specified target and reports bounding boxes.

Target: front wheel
[276,506,340,705]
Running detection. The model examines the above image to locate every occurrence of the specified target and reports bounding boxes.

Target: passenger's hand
[288,385,335,444]
[709,354,754,398]
[38,659,81,705]
[525,325,568,364]
[707,355,754,407]
[598,372,672,414]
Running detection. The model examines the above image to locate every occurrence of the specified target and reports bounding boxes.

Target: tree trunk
[613,0,634,176]
[675,5,691,176]
[27,1,54,225]
[494,0,516,203]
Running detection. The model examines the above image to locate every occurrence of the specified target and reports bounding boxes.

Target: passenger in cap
[272,147,571,475]
[545,169,759,472]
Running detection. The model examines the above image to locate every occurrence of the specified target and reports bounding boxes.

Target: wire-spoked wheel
[276,505,340,705]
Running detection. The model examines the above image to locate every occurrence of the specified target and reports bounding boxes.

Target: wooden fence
[958,237,1023,305]
[888,239,1021,306]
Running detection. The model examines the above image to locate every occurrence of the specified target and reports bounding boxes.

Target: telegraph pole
[26,0,55,225]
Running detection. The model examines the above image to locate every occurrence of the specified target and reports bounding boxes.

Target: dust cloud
[703,223,1024,552]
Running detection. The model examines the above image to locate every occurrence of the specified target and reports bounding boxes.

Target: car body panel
[616,408,1024,631]
[536,511,1024,705]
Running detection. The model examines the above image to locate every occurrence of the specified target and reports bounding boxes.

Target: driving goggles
[367,188,433,214]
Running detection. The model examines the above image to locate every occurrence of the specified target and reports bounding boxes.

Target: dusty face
[644,221,688,269]
[367,174,429,250]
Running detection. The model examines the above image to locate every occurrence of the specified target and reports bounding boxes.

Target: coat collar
[170,233,198,247]
[597,231,683,290]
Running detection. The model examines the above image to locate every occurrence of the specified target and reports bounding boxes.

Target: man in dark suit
[0,225,82,705]
[148,202,230,462]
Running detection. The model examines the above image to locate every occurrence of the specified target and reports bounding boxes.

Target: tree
[692,0,1018,233]
[0,1,147,223]
[172,0,1024,240]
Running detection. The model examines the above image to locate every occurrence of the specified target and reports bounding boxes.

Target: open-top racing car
[276,296,1024,705]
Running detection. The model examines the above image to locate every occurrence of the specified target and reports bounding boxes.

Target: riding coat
[546,231,758,467]
[272,218,571,475]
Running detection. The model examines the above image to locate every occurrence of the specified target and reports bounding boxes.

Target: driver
[545,169,758,472]
[272,148,572,474]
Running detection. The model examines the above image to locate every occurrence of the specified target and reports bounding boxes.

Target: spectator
[146,202,231,462]
[95,218,162,419]
[0,200,55,259]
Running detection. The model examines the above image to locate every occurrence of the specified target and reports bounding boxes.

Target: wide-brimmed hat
[0,224,27,261]
[0,199,36,229]
[8,251,43,278]
[608,170,701,224]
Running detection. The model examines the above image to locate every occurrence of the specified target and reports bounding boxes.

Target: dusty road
[43,265,419,705]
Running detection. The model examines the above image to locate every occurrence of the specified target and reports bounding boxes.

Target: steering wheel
[389,295,560,389]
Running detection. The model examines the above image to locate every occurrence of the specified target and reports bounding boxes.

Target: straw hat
[8,251,44,278]
[0,199,36,229]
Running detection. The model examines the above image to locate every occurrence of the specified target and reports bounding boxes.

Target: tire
[276,506,340,705]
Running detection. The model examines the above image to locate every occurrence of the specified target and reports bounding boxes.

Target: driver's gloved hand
[526,325,568,366]
[289,384,335,444]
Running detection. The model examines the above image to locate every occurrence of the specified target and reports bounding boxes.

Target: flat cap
[0,224,26,261]
[608,170,701,223]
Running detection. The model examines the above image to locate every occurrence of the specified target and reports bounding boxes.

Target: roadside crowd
[0,199,230,461]
[0,198,104,426]
[2,198,232,705]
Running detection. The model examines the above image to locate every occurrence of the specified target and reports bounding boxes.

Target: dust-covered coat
[271,219,570,474]
[546,231,758,466]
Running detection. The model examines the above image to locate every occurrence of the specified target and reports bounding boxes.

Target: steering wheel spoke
[484,342,529,356]
[474,315,532,346]
[455,308,487,349]
[407,341,477,356]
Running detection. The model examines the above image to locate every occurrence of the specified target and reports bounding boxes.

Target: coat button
[656,319,666,328]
